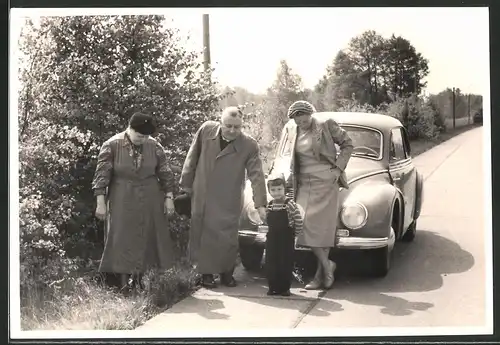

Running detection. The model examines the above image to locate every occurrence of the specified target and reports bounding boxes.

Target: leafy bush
[426,98,446,133]
[335,96,386,113]
[327,94,440,140]
[19,119,100,293]
[240,101,279,171]
[385,94,439,140]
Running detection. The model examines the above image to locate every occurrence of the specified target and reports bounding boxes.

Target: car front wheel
[402,220,417,242]
[371,246,391,277]
[239,245,264,271]
[370,226,395,277]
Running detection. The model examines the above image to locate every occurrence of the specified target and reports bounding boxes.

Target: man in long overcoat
[180,107,267,288]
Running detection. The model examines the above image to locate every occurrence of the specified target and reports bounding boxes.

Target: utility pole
[202,14,211,74]
[452,87,456,129]
[468,93,471,125]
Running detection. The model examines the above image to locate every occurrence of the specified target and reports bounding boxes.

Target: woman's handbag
[173,127,204,219]
[173,192,192,218]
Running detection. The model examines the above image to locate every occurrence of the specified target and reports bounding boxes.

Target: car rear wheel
[239,245,264,271]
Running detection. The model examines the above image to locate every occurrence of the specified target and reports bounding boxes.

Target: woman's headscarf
[287,100,316,119]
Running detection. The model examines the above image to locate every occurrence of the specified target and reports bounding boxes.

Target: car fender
[413,171,424,220]
[341,180,403,238]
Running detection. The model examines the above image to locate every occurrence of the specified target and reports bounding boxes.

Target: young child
[264,173,304,296]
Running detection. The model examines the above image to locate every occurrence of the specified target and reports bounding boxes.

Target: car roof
[302,111,404,133]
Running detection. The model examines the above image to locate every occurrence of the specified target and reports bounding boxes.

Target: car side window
[390,128,407,162]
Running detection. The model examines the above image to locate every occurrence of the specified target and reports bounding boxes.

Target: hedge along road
[135,126,490,337]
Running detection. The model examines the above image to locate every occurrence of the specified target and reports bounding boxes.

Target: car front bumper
[239,226,395,251]
[336,236,392,249]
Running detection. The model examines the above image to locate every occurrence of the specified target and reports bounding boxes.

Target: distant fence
[443,117,471,130]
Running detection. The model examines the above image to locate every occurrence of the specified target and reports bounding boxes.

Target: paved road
[137,127,491,336]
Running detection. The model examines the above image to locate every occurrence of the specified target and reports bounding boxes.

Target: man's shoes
[220,272,237,287]
[201,274,217,288]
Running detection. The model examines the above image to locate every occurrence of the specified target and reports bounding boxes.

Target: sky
[166,7,489,96]
[10,7,490,96]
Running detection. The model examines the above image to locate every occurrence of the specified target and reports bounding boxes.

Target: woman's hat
[287,100,316,119]
[174,193,192,218]
[129,112,157,135]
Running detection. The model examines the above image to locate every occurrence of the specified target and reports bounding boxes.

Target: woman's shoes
[305,266,323,290]
[323,260,337,289]
[304,260,337,290]
[305,279,322,290]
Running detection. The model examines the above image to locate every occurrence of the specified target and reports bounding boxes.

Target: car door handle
[393,177,401,181]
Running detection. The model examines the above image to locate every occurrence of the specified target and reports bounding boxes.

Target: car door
[388,127,414,231]
[400,127,417,226]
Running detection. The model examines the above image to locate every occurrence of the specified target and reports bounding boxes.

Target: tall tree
[382,34,429,98]
[265,60,307,139]
[345,30,387,105]
[314,30,430,107]
[320,50,372,110]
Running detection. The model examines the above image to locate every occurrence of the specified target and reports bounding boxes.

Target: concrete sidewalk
[136,268,324,332]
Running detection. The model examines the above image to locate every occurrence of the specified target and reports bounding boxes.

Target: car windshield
[341,125,382,159]
[279,124,383,159]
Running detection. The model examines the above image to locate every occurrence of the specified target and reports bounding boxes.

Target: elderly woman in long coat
[180,107,267,288]
[92,112,176,292]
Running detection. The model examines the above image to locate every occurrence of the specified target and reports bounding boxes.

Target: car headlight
[340,202,368,230]
[245,202,263,225]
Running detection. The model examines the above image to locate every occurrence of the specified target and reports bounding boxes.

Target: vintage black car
[473,108,483,124]
[238,111,424,277]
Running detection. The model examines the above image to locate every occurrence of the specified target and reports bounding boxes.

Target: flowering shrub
[19,119,100,292]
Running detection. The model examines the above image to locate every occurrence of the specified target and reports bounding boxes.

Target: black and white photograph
[9,6,492,339]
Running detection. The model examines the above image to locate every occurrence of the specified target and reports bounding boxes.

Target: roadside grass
[20,261,199,331]
[19,123,479,332]
[410,123,480,157]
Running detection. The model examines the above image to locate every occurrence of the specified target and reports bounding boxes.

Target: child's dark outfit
[265,197,303,296]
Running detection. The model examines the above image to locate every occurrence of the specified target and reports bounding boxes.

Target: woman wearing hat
[92,112,176,292]
[285,101,353,290]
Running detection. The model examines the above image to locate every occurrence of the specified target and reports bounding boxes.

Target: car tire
[239,245,264,271]
[402,220,417,242]
[371,245,391,278]
[370,225,395,278]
